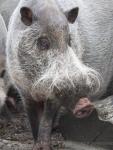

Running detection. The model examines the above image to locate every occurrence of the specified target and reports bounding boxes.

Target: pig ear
[20,7,33,26]
[0,14,7,57]
[65,7,79,24]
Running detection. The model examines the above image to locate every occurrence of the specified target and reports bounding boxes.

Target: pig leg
[20,91,44,143]
[34,99,59,150]
[52,106,67,131]
[25,99,44,143]
[51,107,66,149]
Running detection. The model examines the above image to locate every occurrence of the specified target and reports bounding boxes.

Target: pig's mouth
[73,98,94,118]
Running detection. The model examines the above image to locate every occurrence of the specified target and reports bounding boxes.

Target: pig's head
[17,0,101,109]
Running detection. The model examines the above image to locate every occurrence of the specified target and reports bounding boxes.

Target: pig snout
[32,46,101,99]
[73,98,94,118]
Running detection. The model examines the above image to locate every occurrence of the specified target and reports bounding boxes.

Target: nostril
[73,98,94,118]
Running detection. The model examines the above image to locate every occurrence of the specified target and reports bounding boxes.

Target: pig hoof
[51,132,65,149]
[33,143,52,150]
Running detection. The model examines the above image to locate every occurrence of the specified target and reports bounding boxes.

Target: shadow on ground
[60,111,113,150]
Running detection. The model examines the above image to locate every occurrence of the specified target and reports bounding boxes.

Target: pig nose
[73,98,94,118]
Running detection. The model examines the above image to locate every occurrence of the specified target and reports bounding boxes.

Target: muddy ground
[0,100,113,150]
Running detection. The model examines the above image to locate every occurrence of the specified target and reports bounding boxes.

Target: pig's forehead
[21,0,68,29]
[37,7,68,34]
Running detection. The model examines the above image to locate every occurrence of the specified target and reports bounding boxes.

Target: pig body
[2,0,113,100]
[6,0,101,149]
[6,0,100,105]
[7,0,113,149]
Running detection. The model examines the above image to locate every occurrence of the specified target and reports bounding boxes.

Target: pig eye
[37,37,50,50]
